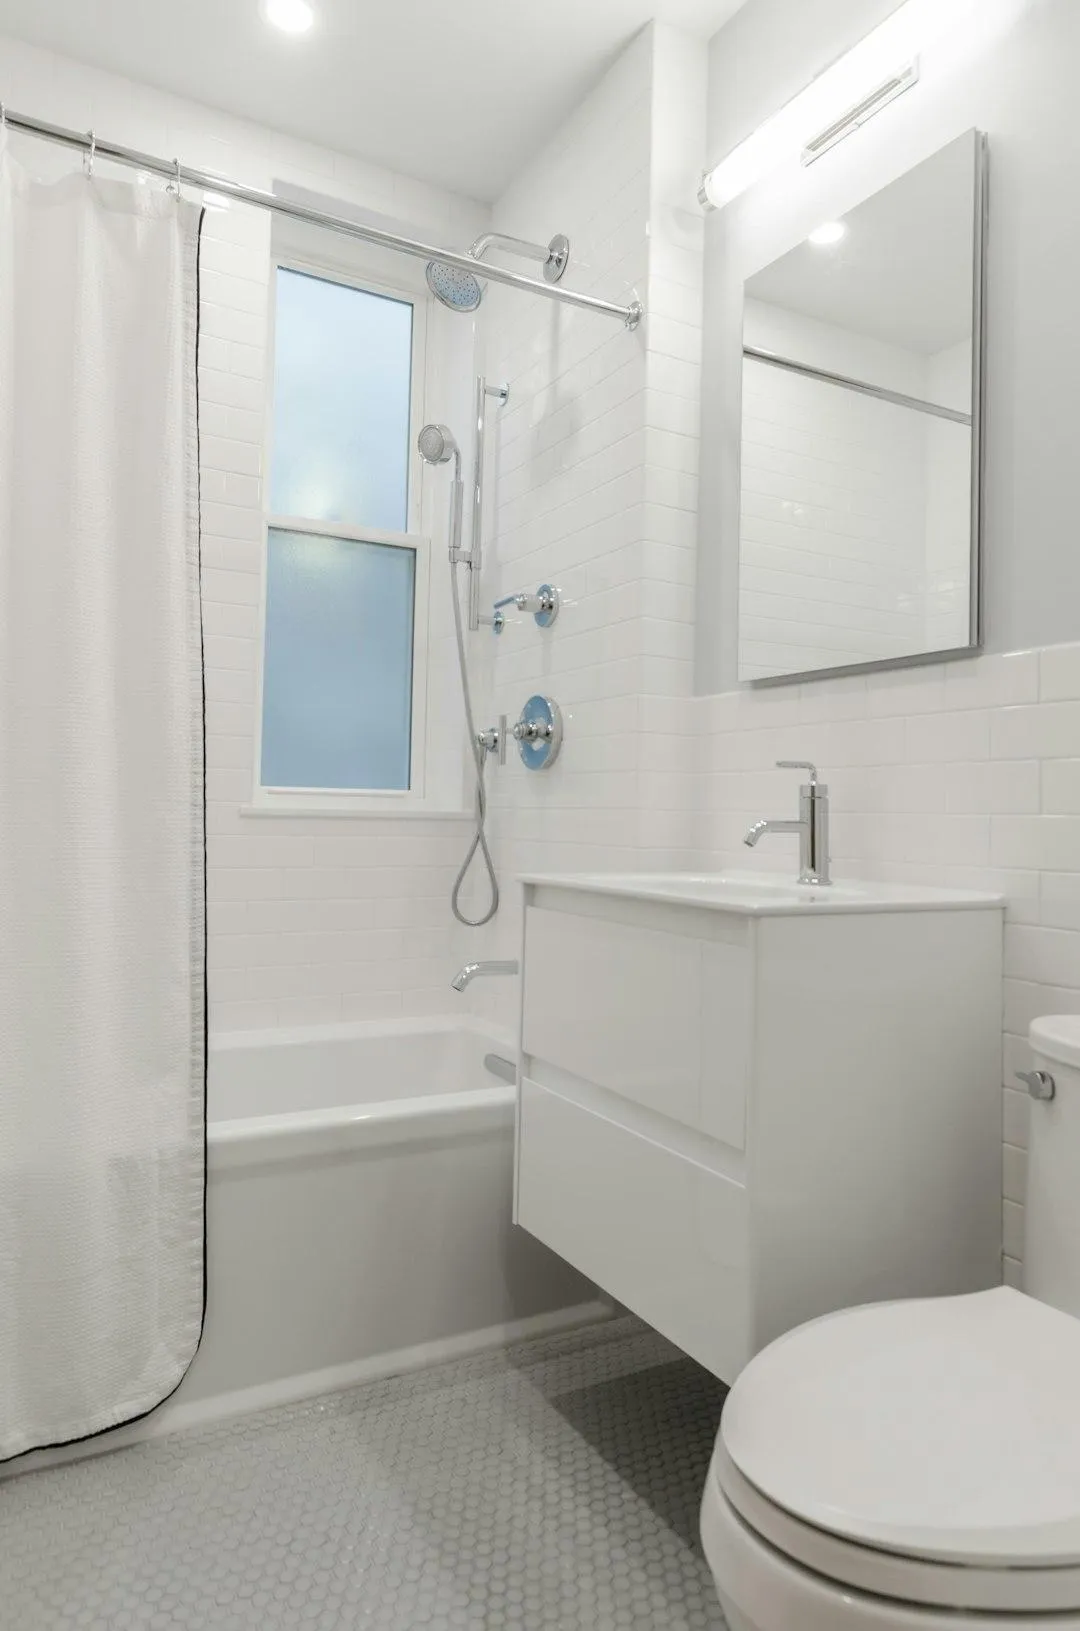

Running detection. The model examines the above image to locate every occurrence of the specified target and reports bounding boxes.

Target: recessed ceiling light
[808,220,847,246]
[263,0,315,35]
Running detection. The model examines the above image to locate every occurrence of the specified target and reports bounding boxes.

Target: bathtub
[170,1017,600,1428]
[9,1018,601,1474]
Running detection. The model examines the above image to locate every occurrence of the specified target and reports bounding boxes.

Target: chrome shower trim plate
[513,695,563,771]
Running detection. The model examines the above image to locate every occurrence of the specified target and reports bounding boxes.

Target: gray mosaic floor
[0,1316,729,1629]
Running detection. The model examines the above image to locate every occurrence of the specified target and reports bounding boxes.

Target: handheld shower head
[417,423,460,467]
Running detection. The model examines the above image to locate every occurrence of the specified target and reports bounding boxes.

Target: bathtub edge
[3,1299,616,1478]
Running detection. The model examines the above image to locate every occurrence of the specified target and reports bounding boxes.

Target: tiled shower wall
[462,24,708,1013]
[0,30,488,1029]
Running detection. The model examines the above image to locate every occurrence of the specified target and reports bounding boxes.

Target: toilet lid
[722,1287,1080,1567]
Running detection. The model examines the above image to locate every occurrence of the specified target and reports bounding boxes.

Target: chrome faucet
[744,761,831,886]
[451,959,520,992]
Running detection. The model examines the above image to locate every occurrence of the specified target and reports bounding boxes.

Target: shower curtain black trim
[5,204,210,1466]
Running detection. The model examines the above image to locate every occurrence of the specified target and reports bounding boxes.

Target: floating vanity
[514,873,1004,1383]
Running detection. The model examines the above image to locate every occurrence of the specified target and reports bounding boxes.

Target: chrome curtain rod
[743,345,972,425]
[2,109,644,331]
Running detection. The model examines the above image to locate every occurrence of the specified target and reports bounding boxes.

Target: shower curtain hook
[84,129,96,178]
[167,156,181,199]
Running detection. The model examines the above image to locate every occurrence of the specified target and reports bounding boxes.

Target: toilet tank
[1025,1016,1080,1319]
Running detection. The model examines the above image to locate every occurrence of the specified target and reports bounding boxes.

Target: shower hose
[450,553,499,927]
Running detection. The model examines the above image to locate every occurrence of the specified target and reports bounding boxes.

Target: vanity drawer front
[522,905,750,1147]
[516,1077,749,1382]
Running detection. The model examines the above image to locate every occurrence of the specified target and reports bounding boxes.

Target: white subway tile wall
[692,642,1080,1285]
[0,29,488,1030]
[460,24,708,1007]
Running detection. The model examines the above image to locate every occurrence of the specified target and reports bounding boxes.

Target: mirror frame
[741,130,989,688]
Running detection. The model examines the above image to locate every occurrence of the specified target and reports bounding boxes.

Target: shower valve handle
[513,718,553,744]
[513,591,555,616]
[491,584,560,634]
[477,717,508,765]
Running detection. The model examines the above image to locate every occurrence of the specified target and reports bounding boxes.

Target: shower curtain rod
[1,109,644,331]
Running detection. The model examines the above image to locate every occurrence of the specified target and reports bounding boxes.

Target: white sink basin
[520,871,1003,915]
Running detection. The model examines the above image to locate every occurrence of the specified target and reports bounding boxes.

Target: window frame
[251,252,434,816]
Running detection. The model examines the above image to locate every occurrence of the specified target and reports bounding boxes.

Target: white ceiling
[0,0,749,202]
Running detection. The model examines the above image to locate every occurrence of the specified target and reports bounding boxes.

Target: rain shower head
[425,260,483,313]
[417,423,460,466]
[424,231,570,315]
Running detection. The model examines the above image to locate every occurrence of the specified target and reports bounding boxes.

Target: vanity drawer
[522,905,750,1147]
[516,1076,749,1381]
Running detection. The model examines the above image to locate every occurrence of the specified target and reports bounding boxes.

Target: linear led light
[700,0,976,209]
[801,61,919,166]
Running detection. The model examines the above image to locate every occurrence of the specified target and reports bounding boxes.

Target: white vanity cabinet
[513,874,1004,1383]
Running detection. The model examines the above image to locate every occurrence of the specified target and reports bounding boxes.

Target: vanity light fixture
[262,0,315,35]
[699,0,976,209]
[801,62,918,166]
[808,220,847,246]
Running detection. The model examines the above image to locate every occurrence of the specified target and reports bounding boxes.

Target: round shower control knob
[513,696,563,771]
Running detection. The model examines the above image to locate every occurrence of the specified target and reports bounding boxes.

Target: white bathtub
[167,1017,600,1428]
[8,1018,601,1475]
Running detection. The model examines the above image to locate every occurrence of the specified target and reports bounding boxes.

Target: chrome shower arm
[469,232,552,264]
[468,232,570,287]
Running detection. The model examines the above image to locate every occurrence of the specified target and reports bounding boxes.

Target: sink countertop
[519,871,1005,916]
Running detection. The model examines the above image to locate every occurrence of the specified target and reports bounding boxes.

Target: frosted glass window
[261,528,415,791]
[270,267,413,533]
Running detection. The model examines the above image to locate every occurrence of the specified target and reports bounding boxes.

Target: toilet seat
[709,1441,1080,1613]
[724,1286,1080,1566]
[711,1286,1080,1615]
[702,1470,1080,1629]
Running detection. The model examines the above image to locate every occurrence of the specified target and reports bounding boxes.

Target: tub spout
[451,959,519,992]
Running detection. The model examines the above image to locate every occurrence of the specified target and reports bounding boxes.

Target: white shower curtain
[0,152,205,1459]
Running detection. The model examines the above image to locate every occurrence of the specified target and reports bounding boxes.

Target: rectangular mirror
[737,130,987,684]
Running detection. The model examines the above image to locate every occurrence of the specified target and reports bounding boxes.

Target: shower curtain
[0,152,205,1460]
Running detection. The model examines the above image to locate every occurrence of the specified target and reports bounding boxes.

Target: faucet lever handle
[776,759,819,786]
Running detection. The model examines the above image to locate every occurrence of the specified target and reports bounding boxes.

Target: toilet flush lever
[1017,1069,1056,1102]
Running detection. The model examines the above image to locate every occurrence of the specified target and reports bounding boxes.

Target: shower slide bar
[0,109,645,331]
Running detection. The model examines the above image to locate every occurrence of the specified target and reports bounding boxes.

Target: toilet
[701,1015,1080,1630]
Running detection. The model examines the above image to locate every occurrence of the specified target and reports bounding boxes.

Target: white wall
[0,30,491,1031]
[698,0,1080,693]
[460,23,707,1028]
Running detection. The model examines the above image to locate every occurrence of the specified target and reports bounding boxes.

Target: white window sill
[239,803,472,821]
